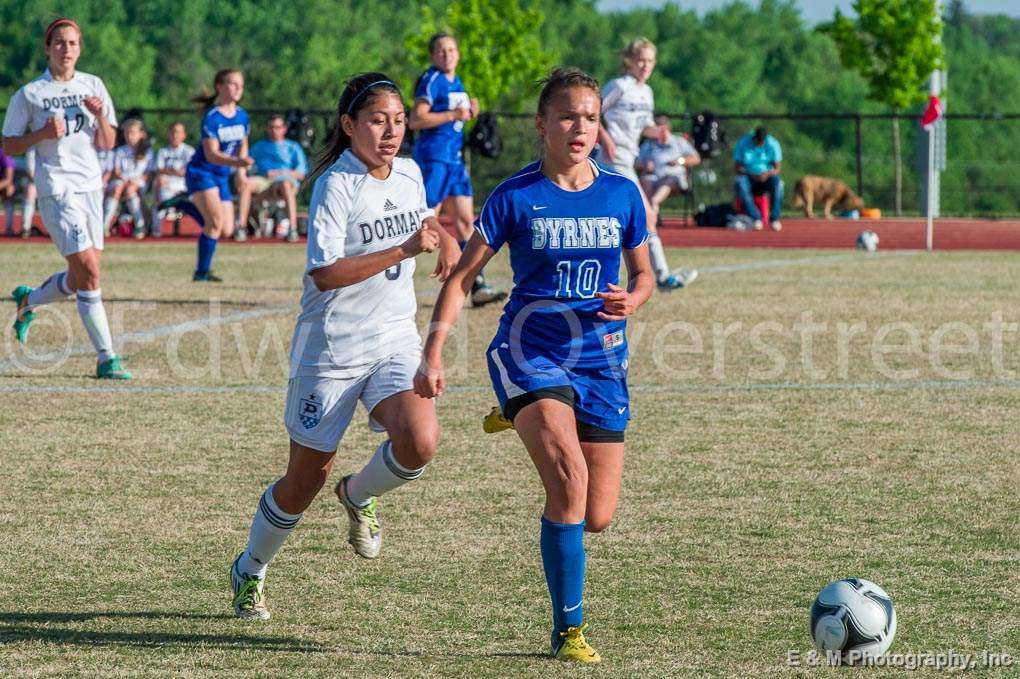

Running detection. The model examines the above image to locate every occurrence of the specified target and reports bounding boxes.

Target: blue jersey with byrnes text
[475,160,648,369]
[189,106,250,176]
[412,67,471,164]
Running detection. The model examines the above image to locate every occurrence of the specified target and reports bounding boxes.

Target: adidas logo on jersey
[383,199,398,212]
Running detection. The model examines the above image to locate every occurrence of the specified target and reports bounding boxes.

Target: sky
[595,0,1020,23]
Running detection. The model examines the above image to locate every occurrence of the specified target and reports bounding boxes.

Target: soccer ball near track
[856,229,880,251]
[810,578,896,664]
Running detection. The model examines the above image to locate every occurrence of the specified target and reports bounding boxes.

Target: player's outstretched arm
[595,244,654,321]
[311,227,439,292]
[415,233,495,398]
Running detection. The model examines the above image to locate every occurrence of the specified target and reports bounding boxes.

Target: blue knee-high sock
[196,233,218,275]
[540,516,586,633]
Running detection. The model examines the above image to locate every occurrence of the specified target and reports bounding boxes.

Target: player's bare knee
[393,425,438,468]
[584,513,614,533]
[552,456,588,507]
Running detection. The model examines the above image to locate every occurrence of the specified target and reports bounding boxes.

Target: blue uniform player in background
[415,68,655,663]
[185,68,252,282]
[410,32,506,307]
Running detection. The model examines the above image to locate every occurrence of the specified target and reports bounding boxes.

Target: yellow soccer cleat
[552,623,601,663]
[482,406,514,433]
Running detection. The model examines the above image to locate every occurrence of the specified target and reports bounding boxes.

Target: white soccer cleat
[771,219,783,231]
[335,475,382,559]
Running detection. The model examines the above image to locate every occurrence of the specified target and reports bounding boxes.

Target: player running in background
[415,68,654,663]
[229,73,459,620]
[410,32,506,308]
[150,121,194,237]
[2,17,131,379]
[599,38,696,291]
[103,118,152,239]
[185,69,252,282]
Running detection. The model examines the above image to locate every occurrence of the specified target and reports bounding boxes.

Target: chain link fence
[7,107,1020,218]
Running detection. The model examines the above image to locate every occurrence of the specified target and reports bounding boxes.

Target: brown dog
[792,175,864,218]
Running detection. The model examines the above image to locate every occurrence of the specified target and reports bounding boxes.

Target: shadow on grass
[0,612,552,660]
[0,610,323,652]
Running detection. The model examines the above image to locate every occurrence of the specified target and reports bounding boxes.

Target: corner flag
[921,95,943,131]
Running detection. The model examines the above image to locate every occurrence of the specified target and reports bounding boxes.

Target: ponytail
[192,68,241,111]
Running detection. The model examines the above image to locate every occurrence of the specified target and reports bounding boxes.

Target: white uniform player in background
[103,118,153,238]
[228,73,459,620]
[2,17,131,379]
[598,38,696,291]
[150,121,194,237]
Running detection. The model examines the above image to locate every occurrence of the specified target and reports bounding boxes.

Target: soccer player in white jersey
[2,18,130,379]
[229,73,459,620]
[599,38,696,291]
[150,121,194,237]
[103,118,152,239]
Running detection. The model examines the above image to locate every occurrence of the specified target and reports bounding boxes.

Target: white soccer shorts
[284,348,424,453]
[38,190,104,256]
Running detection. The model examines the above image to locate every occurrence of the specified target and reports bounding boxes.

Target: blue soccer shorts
[486,337,630,434]
[186,165,233,201]
[418,160,473,208]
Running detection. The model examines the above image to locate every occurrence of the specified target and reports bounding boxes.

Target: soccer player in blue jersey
[410,32,506,307]
[185,69,252,281]
[415,67,654,663]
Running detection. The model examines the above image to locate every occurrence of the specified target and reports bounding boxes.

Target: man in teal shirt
[734,126,783,231]
[236,115,308,241]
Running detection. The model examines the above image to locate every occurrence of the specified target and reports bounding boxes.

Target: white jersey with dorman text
[2,69,117,197]
[290,150,435,379]
[601,74,655,164]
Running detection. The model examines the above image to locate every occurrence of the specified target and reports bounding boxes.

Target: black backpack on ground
[695,202,736,227]
[467,113,502,159]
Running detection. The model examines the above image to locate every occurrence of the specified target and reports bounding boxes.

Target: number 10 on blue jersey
[555,259,602,298]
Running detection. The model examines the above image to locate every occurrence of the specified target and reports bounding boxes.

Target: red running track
[656,217,1020,250]
[4,215,1020,250]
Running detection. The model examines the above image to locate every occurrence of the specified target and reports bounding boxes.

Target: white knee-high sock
[76,289,115,363]
[27,271,72,308]
[236,483,302,579]
[126,195,144,228]
[22,199,35,233]
[345,440,427,507]
[103,197,119,229]
[647,233,670,281]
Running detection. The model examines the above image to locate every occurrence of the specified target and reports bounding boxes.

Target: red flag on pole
[921,95,943,131]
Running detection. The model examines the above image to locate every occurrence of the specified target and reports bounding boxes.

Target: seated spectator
[637,114,700,219]
[236,115,308,241]
[1,148,15,235]
[150,121,195,237]
[103,119,153,238]
[733,125,783,231]
[7,148,37,238]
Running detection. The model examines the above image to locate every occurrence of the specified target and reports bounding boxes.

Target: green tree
[406,0,553,111]
[822,0,944,214]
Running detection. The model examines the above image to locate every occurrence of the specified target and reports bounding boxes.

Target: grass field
[1,241,1018,678]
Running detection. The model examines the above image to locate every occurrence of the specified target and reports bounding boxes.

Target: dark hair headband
[346,80,396,114]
